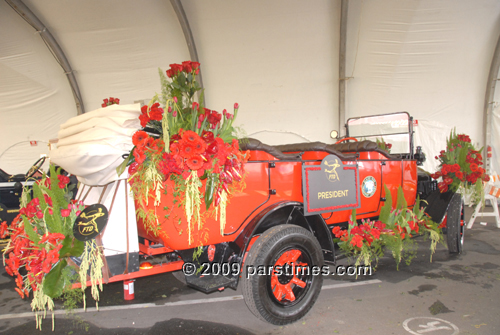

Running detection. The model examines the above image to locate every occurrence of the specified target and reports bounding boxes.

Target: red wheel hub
[270,249,308,302]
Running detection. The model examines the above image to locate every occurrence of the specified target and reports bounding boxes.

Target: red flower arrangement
[118,60,248,241]
[332,186,443,270]
[431,130,488,204]
[101,97,120,108]
[2,165,106,330]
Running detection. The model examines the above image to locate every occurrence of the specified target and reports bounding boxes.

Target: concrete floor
[0,205,499,335]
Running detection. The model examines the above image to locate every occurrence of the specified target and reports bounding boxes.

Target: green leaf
[23,216,40,245]
[116,154,131,177]
[43,259,68,298]
[379,184,392,222]
[204,174,216,210]
[348,208,357,234]
[59,236,85,258]
[396,186,407,209]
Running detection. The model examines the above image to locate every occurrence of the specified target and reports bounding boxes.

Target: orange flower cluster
[129,128,248,207]
[3,216,65,298]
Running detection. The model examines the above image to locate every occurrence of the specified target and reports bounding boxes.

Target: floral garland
[431,130,489,204]
[332,186,443,271]
[2,165,103,330]
[119,60,248,243]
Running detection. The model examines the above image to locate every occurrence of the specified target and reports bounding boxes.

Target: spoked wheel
[446,193,464,254]
[242,225,323,325]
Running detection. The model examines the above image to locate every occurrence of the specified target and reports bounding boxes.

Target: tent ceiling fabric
[1,0,500,175]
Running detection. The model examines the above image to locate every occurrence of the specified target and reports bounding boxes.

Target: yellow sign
[77,207,105,236]
[318,190,349,199]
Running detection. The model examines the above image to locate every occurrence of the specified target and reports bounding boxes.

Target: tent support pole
[339,0,348,136]
[170,0,204,92]
[5,0,85,115]
[483,34,500,174]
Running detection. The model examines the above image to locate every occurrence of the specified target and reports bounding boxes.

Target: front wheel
[446,193,464,254]
[242,225,324,325]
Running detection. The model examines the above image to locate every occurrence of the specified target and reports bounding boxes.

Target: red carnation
[139,114,150,128]
[149,107,163,121]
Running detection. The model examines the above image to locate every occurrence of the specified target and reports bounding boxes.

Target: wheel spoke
[283,284,296,302]
[291,277,306,288]
[273,285,284,300]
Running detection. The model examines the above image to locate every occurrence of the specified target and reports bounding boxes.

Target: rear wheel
[446,193,464,254]
[242,225,323,325]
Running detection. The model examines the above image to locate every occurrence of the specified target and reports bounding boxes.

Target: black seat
[0,168,26,183]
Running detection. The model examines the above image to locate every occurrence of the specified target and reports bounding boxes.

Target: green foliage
[334,185,443,271]
[43,259,68,298]
[59,236,85,258]
[379,184,392,223]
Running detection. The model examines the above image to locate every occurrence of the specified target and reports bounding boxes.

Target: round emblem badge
[73,204,108,241]
[362,176,377,198]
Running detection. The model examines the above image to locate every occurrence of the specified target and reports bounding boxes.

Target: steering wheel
[335,137,358,145]
[26,156,46,178]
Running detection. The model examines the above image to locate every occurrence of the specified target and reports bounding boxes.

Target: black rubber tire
[446,193,464,254]
[241,225,324,325]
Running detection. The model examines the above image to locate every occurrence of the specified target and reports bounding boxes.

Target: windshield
[346,112,413,155]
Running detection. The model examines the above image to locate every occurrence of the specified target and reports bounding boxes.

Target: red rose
[470,163,478,172]
[182,61,192,73]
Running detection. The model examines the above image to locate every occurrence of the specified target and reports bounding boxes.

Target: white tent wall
[345,0,500,173]
[492,67,500,175]
[0,0,76,174]
[2,0,500,175]
[1,0,191,173]
[182,0,340,145]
